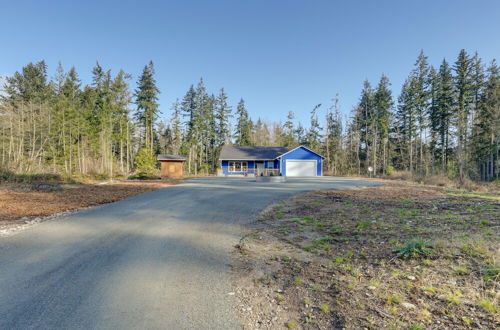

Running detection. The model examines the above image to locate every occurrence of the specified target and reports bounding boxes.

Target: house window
[267,161,274,168]
[229,161,247,172]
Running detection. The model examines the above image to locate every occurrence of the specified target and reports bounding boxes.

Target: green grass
[394,238,433,258]
[355,221,372,229]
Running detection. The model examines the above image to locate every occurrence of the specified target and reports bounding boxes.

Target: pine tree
[357,80,375,170]
[373,74,393,174]
[396,76,418,171]
[306,104,322,151]
[453,49,473,181]
[412,50,431,173]
[282,111,296,147]
[134,61,160,153]
[215,88,232,147]
[235,98,252,146]
[325,97,343,175]
[435,59,455,171]
[474,60,499,179]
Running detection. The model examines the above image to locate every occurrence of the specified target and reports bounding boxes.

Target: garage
[285,160,317,177]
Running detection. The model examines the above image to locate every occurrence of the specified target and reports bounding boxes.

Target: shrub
[394,238,433,258]
[133,147,158,178]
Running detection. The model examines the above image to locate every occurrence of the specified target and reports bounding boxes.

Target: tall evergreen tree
[282,111,296,147]
[134,61,160,153]
[373,74,393,174]
[235,98,252,146]
[306,104,322,151]
[453,49,473,181]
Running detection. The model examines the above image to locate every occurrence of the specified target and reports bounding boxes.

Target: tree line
[1,49,498,181]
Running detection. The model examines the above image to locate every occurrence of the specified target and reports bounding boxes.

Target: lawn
[232,181,499,329]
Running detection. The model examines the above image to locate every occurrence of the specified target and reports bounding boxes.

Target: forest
[0,49,498,182]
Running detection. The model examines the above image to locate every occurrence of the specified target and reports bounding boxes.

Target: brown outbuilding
[157,155,186,178]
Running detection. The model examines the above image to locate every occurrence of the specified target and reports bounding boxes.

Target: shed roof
[157,154,186,161]
[219,146,292,160]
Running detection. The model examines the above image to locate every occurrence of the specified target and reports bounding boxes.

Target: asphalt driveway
[0,177,379,329]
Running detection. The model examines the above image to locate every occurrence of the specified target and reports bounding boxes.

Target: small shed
[157,155,186,178]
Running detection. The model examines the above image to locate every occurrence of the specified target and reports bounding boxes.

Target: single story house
[219,145,324,177]
[157,155,186,178]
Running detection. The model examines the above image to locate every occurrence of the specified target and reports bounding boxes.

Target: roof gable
[219,146,292,160]
[277,146,325,158]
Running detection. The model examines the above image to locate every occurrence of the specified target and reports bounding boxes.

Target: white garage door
[286,160,316,176]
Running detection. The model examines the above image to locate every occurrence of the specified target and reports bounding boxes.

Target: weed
[462,316,473,326]
[410,325,423,330]
[394,238,433,258]
[330,226,343,234]
[294,276,303,285]
[335,256,344,264]
[453,265,470,275]
[369,279,380,288]
[424,287,436,294]
[320,304,330,313]
[480,263,499,281]
[281,257,291,263]
[410,209,420,217]
[479,299,498,314]
[389,239,399,246]
[401,199,413,204]
[302,216,314,222]
[310,283,322,291]
[343,201,354,207]
[460,243,486,257]
[418,309,431,320]
[356,221,371,229]
[345,251,354,258]
[387,294,402,305]
[304,298,311,306]
[286,320,297,328]
[276,293,284,302]
[446,290,462,305]
[479,218,490,226]
[315,222,325,228]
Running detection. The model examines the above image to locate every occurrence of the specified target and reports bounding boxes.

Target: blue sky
[1,0,499,125]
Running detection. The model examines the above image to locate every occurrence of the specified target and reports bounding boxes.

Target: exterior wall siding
[220,147,322,176]
[280,147,323,176]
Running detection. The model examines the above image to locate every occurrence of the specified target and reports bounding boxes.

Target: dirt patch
[232,181,499,329]
[0,179,181,233]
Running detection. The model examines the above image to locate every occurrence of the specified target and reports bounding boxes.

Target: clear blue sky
[1,0,499,125]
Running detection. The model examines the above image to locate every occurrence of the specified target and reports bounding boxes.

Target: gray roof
[157,154,186,161]
[219,146,292,160]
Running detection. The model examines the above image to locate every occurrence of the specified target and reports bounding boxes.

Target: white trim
[285,159,318,177]
[276,145,325,159]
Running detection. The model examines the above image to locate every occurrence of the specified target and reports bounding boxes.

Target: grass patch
[393,238,433,258]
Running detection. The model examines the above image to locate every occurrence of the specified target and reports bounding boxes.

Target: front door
[256,161,264,175]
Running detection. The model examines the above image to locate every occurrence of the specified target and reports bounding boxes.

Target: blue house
[219,145,324,177]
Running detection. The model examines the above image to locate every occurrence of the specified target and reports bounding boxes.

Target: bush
[134,148,158,178]
[385,165,395,176]
[394,238,433,258]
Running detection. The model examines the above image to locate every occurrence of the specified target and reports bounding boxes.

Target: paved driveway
[0,177,379,329]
